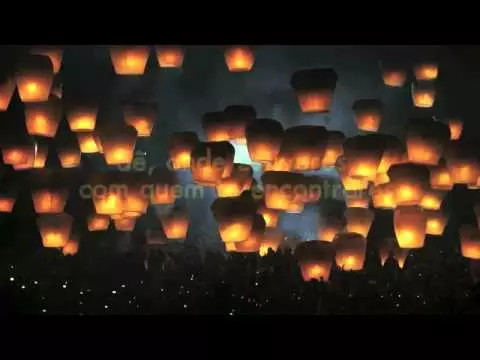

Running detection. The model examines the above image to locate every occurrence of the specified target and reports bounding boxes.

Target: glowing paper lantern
[216,164,253,198]
[113,216,137,232]
[147,167,178,205]
[380,66,406,87]
[322,131,345,167]
[394,205,426,249]
[430,163,453,190]
[2,142,36,166]
[291,68,338,113]
[343,134,386,181]
[371,183,397,210]
[318,217,345,242]
[98,125,137,166]
[0,76,15,111]
[420,190,445,210]
[202,112,230,142]
[66,104,98,132]
[15,55,53,103]
[123,176,149,217]
[446,157,480,186]
[261,171,306,212]
[414,62,439,81]
[168,132,199,170]
[0,195,16,213]
[352,99,383,132]
[36,213,73,248]
[388,163,430,206]
[110,46,149,75]
[90,173,127,216]
[412,81,435,108]
[406,118,450,165]
[334,232,366,271]
[246,118,284,164]
[448,119,463,141]
[32,188,68,214]
[24,97,62,138]
[460,225,480,260]
[345,207,374,237]
[295,240,335,281]
[224,46,255,72]
[123,102,157,137]
[257,204,280,228]
[191,141,235,187]
[259,229,284,256]
[340,173,370,191]
[31,47,63,74]
[234,214,266,253]
[87,214,110,231]
[63,236,79,256]
[262,154,293,172]
[156,46,184,68]
[424,209,447,236]
[58,147,81,168]
[225,105,257,144]
[77,132,100,153]
[159,211,189,240]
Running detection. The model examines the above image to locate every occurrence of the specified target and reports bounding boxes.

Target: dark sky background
[2,45,480,260]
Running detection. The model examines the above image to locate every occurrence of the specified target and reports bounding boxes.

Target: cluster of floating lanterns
[0,46,479,282]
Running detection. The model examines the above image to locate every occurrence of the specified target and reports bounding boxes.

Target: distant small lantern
[380,66,407,87]
[123,102,157,137]
[58,147,81,168]
[430,164,453,191]
[0,77,15,111]
[322,131,345,167]
[216,164,253,198]
[63,237,79,256]
[334,232,366,271]
[0,195,16,213]
[37,213,73,248]
[345,207,374,238]
[420,190,445,211]
[15,55,53,103]
[66,104,98,132]
[412,81,435,108]
[110,46,150,75]
[460,225,480,260]
[77,132,100,154]
[448,119,463,141]
[2,143,36,167]
[31,47,63,74]
[424,209,447,236]
[24,97,62,138]
[342,134,386,181]
[352,99,383,132]
[295,240,335,281]
[156,46,185,68]
[168,132,199,170]
[148,168,178,205]
[224,46,255,72]
[388,163,430,206]
[32,188,69,214]
[87,214,110,231]
[394,205,426,249]
[98,125,137,166]
[159,211,189,240]
[414,62,439,81]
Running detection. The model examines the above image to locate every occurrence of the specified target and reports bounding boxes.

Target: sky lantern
[211,193,257,243]
[246,118,283,164]
[191,141,235,187]
[77,132,100,153]
[36,213,73,248]
[2,140,36,167]
[352,99,383,132]
[263,154,294,172]
[414,62,439,81]
[216,164,253,198]
[290,68,338,113]
[406,118,450,166]
[90,173,126,216]
[334,232,366,271]
[156,46,184,68]
[148,167,178,205]
[58,146,81,168]
[394,205,427,249]
[322,130,345,167]
[371,183,397,210]
[62,234,79,256]
[295,240,335,282]
[168,131,199,170]
[377,135,406,174]
[87,214,110,231]
[342,134,386,181]
[113,216,137,232]
[234,214,266,253]
[340,172,370,191]
[460,225,480,260]
[0,195,16,213]
[24,97,62,138]
[15,55,53,103]
[257,203,281,228]
[261,171,306,212]
[420,189,445,211]
[0,76,15,111]
[123,177,149,217]
[318,216,345,242]
[412,81,436,108]
[424,209,447,236]
[429,163,453,190]
[32,187,69,214]
[224,105,256,144]
[279,125,328,172]
[444,141,480,186]
[110,46,150,75]
[448,119,463,140]
[66,103,98,132]
[31,47,63,74]
[123,102,157,137]
[345,207,374,237]
[380,65,407,87]
[388,163,430,206]
[159,210,189,240]
[224,46,255,72]
[202,112,230,142]
[259,229,284,256]
[98,124,137,166]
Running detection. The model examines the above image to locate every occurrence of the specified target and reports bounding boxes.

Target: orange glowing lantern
[322,131,345,167]
[259,229,284,256]
[32,188,68,214]
[98,125,137,166]
[224,242,237,252]
[406,118,450,166]
[63,235,79,256]
[168,132,199,170]
[424,209,447,236]
[371,183,397,210]
[374,172,390,186]
[345,207,374,237]
[58,147,81,168]
[36,213,73,248]
[202,112,230,142]
[460,225,480,260]
[0,195,16,213]
[0,76,15,111]
[340,173,370,191]
[246,118,284,164]
[90,173,127,216]
[261,171,306,212]
[318,217,345,242]
[429,163,453,190]
[224,46,254,72]
[87,214,110,231]
[377,135,406,174]
[148,167,178,205]
[123,102,157,137]
[394,205,426,249]
[31,47,63,74]
[156,46,184,68]
[2,142,36,166]
[412,81,436,108]
[216,164,253,198]
[234,214,266,253]
[448,119,463,140]
[342,134,386,181]
[380,66,406,87]
[191,141,235,187]
[420,190,445,210]
[24,97,62,138]
[262,154,294,172]
[291,68,338,113]
[224,105,257,144]
[214,213,254,243]
[159,211,189,240]
[123,177,149,217]
[15,55,53,103]
[334,232,366,271]
[352,99,383,132]
[257,204,281,228]
[66,104,98,132]
[388,163,430,206]
[295,240,335,281]
[447,157,480,186]
[414,63,439,81]
[77,132,100,153]
[113,216,137,232]
[110,46,149,75]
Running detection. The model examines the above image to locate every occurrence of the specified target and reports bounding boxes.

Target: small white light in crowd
[34,281,38,285]
[184,304,188,309]
[42,309,47,313]
[104,305,109,309]
[112,290,117,294]
[121,284,126,288]
[62,284,67,289]
[21,285,26,289]
[9,277,14,282]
